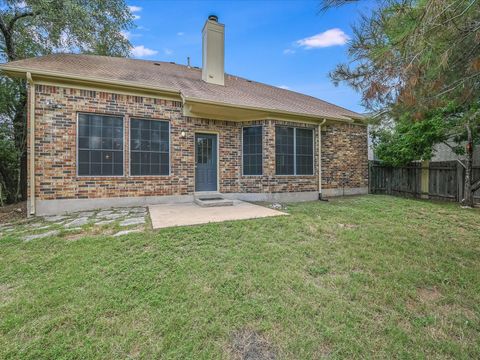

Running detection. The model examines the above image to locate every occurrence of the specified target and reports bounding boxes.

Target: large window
[295,128,314,175]
[78,113,124,176]
[242,126,263,175]
[275,127,313,175]
[130,118,169,176]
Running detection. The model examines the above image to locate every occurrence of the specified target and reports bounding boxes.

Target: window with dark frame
[78,113,124,176]
[130,118,169,176]
[275,126,314,175]
[295,128,314,175]
[275,127,294,175]
[242,126,263,175]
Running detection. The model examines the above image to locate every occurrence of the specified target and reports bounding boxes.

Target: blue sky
[125,0,374,113]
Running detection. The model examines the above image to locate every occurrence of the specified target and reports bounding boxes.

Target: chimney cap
[208,14,218,22]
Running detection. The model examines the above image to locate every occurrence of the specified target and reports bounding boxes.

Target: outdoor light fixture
[181,131,186,138]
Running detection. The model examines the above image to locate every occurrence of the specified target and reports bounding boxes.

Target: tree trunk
[461,124,474,207]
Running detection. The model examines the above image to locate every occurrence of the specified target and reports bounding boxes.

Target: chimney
[202,15,224,86]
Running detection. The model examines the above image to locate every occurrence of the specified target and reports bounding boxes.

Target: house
[0,16,368,216]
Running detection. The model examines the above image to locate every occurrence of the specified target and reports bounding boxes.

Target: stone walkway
[0,207,149,242]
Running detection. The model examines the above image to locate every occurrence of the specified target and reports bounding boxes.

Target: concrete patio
[148,200,287,229]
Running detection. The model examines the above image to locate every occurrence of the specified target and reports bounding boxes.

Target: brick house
[0,16,368,216]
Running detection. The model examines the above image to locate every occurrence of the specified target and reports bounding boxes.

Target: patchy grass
[0,195,479,359]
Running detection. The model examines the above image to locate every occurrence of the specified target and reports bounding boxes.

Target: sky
[125,0,375,113]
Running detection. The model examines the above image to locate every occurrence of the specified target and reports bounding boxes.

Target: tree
[322,0,480,206]
[0,0,133,203]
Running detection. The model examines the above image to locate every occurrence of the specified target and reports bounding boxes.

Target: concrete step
[194,194,233,207]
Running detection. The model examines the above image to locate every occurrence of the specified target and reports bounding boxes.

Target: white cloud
[121,31,141,40]
[131,45,158,57]
[177,32,184,36]
[128,5,142,12]
[164,48,173,55]
[283,48,295,55]
[129,5,142,20]
[277,85,290,90]
[296,28,349,49]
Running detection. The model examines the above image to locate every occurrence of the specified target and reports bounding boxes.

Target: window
[242,126,263,175]
[78,113,124,176]
[275,127,314,175]
[295,128,314,175]
[130,118,169,176]
[275,127,294,175]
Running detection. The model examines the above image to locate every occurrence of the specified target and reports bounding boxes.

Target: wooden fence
[369,160,480,203]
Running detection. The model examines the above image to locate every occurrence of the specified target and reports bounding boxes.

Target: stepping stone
[94,220,115,226]
[113,229,143,237]
[44,215,68,222]
[119,217,146,227]
[76,211,95,218]
[35,225,52,230]
[64,217,89,228]
[24,230,60,242]
[100,213,124,220]
[29,222,44,228]
[97,210,113,217]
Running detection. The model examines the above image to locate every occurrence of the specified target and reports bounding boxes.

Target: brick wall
[29,84,367,201]
[321,122,369,190]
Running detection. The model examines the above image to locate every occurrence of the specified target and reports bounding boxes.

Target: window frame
[275,126,315,176]
[76,112,125,178]
[128,117,171,177]
[241,125,264,176]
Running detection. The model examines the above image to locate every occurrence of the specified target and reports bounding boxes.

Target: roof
[0,53,363,122]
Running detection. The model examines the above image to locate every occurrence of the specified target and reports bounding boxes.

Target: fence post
[457,161,464,203]
[421,160,429,199]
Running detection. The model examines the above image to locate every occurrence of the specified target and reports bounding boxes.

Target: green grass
[1,195,479,359]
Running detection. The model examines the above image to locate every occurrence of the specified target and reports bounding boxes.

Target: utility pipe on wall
[318,119,326,198]
[26,72,35,215]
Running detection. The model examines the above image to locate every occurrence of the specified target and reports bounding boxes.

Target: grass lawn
[1,195,479,359]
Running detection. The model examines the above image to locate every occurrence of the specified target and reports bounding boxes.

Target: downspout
[318,119,326,200]
[26,72,35,215]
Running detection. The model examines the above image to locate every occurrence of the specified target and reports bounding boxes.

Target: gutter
[318,119,327,198]
[26,72,35,215]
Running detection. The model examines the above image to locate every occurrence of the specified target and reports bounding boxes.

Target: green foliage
[373,103,480,166]
[0,0,134,203]
[373,114,446,166]
[0,121,19,203]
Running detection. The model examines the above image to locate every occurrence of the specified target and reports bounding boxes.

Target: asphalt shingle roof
[1,53,362,121]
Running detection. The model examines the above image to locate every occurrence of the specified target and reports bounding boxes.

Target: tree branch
[8,11,37,30]
[472,177,480,192]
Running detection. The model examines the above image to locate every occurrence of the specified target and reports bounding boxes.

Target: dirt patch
[229,329,276,360]
[337,223,358,229]
[418,287,442,303]
[0,283,16,303]
[0,201,26,224]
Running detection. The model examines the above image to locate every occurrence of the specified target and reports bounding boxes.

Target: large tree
[322,0,480,206]
[0,0,133,203]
